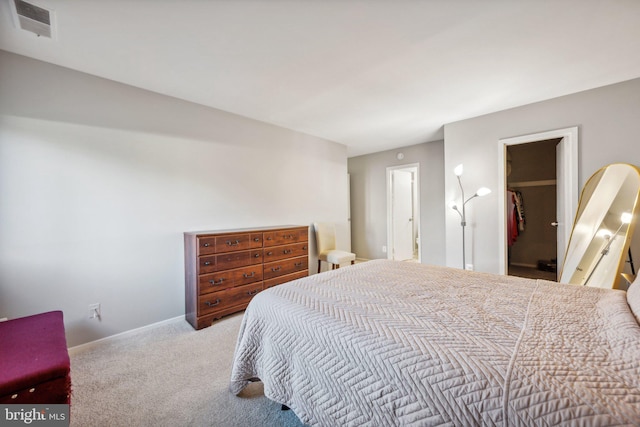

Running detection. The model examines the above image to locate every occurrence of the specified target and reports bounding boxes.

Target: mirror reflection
[560,163,640,289]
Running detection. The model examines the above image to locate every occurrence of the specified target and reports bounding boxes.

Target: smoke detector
[10,0,56,39]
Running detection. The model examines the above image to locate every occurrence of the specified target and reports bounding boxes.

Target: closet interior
[506,138,561,281]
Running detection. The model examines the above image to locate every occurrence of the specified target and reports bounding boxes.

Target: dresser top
[184,225,308,237]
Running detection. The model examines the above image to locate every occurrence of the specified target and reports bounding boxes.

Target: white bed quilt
[230,260,640,426]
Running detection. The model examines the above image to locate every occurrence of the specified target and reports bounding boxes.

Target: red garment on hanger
[507,190,519,246]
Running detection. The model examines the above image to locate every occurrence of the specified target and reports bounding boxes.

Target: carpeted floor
[69,313,305,427]
[508,265,557,281]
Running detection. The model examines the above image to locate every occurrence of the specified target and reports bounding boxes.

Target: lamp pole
[451,164,490,270]
[457,174,467,269]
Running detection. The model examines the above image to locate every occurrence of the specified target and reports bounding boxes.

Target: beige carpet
[69,313,305,427]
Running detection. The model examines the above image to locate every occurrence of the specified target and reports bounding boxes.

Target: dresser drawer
[264,227,308,247]
[198,233,263,256]
[198,265,263,295]
[263,242,309,262]
[264,270,308,289]
[263,256,308,280]
[198,282,263,316]
[185,225,308,330]
[198,250,263,274]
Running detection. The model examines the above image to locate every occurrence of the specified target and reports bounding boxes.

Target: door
[555,141,566,276]
[392,169,414,260]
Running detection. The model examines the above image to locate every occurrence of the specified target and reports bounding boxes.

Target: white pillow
[628,278,640,324]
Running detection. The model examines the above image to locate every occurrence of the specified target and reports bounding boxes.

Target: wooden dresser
[184,225,309,330]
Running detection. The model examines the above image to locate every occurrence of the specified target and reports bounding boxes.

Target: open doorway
[498,126,579,279]
[387,164,420,262]
[506,139,560,280]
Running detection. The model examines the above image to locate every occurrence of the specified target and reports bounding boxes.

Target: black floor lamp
[449,164,491,270]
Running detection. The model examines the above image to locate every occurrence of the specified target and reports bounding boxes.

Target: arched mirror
[560,163,640,289]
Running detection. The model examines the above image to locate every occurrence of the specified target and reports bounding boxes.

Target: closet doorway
[498,127,579,280]
[506,139,560,280]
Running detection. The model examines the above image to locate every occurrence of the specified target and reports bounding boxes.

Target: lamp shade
[476,187,491,197]
[453,164,464,177]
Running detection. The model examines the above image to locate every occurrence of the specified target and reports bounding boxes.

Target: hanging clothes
[514,190,526,232]
[507,190,526,245]
[507,190,518,246]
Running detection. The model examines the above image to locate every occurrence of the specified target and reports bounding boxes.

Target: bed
[230,260,640,426]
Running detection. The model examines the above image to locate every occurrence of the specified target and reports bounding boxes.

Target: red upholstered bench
[0,311,71,404]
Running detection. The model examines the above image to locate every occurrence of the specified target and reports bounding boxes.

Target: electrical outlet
[382,246,387,253]
[465,264,474,271]
[88,303,101,319]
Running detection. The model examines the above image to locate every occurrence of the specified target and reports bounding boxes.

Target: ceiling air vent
[12,0,55,39]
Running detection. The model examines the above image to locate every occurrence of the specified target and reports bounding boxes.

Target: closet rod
[508,179,556,188]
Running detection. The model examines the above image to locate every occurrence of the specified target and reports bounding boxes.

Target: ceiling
[1,1,640,157]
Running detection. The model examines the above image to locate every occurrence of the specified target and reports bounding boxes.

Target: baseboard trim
[68,315,185,355]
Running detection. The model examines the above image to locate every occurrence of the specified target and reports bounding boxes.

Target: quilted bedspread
[230,260,640,426]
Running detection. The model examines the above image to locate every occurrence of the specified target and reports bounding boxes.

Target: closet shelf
[508,179,556,188]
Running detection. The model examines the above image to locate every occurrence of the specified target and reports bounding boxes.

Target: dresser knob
[283,249,292,254]
[205,299,220,307]
[226,240,240,246]
[254,237,260,242]
[203,243,210,247]
[254,253,260,258]
[271,266,281,272]
[247,290,259,296]
[243,272,255,278]
[209,278,224,286]
[204,261,211,266]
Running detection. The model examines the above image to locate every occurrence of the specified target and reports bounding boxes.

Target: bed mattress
[230,260,640,426]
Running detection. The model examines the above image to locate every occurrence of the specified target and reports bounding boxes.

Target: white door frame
[497,127,579,275]
[387,163,421,262]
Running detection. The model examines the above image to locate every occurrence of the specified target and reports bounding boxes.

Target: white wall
[348,141,445,265]
[444,78,640,273]
[0,51,348,346]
